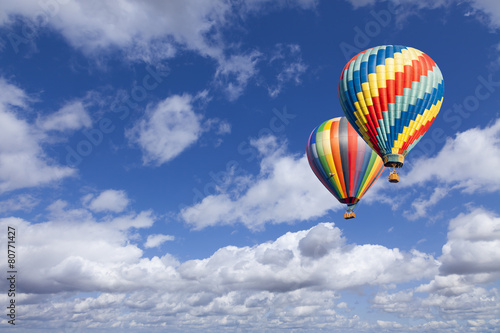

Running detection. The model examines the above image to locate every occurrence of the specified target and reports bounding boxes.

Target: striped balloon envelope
[306,117,385,219]
[338,45,444,176]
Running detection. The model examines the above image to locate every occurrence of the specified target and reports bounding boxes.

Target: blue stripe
[385,45,394,59]
[376,47,386,66]
[360,62,368,83]
[368,54,377,74]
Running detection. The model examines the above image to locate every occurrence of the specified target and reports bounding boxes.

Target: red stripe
[395,72,404,95]
[403,65,413,89]
[347,123,357,196]
[367,104,380,128]
[378,87,388,111]
[386,80,395,103]
[401,116,436,152]
[412,59,422,82]
[372,95,383,120]
[422,53,436,68]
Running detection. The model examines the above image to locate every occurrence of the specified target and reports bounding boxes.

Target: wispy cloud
[180,135,338,230]
[37,100,92,132]
[0,78,75,193]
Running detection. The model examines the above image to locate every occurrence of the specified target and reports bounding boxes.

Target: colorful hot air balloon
[338,45,444,183]
[307,117,385,219]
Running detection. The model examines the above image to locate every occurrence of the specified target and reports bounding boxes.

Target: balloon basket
[388,170,399,183]
[344,212,356,219]
[383,154,404,168]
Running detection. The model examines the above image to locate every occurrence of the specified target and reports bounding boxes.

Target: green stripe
[356,151,378,197]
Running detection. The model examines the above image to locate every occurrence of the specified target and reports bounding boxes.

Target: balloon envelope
[338,45,444,167]
[306,117,385,212]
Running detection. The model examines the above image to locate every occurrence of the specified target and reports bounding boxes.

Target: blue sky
[0,0,500,331]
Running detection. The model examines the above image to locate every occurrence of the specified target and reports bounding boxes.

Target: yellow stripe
[414,114,423,132]
[358,157,383,196]
[368,73,379,97]
[385,58,395,80]
[400,48,414,66]
[394,52,404,73]
[407,47,423,60]
[353,102,368,125]
[324,119,333,130]
[376,64,386,88]
[322,123,345,197]
[360,83,373,106]
[356,92,369,114]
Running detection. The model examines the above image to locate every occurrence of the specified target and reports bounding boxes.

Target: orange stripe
[330,120,347,197]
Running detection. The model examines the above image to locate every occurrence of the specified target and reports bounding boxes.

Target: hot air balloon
[306,117,385,219]
[338,45,444,183]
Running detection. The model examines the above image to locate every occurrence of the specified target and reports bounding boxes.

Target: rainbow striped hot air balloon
[338,45,444,183]
[306,117,385,219]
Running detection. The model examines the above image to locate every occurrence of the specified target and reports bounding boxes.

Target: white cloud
[0,79,75,193]
[0,0,230,57]
[439,208,500,277]
[404,186,450,221]
[266,44,308,98]
[126,94,203,165]
[215,51,262,101]
[0,77,29,108]
[371,209,500,327]
[144,234,175,248]
[466,0,500,30]
[0,214,439,330]
[37,100,92,131]
[2,205,500,331]
[358,119,500,220]
[343,0,500,32]
[0,203,156,294]
[0,1,317,101]
[180,135,339,230]
[83,189,130,213]
[0,194,39,213]
[404,119,500,193]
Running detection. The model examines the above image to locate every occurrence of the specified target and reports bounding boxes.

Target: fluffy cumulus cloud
[126,94,203,165]
[0,199,157,295]
[83,189,130,213]
[404,119,500,193]
[363,119,500,220]
[37,100,92,132]
[371,209,500,331]
[438,208,500,277]
[1,201,499,331]
[180,135,339,230]
[0,78,75,193]
[0,210,441,331]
